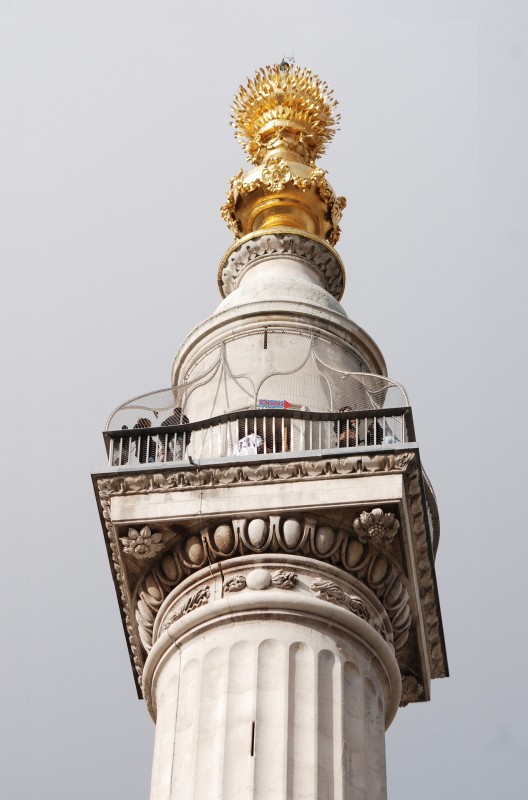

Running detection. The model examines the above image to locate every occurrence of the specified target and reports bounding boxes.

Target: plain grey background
[1,1,526,798]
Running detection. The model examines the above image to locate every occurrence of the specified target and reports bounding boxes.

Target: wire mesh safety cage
[106,328,409,432]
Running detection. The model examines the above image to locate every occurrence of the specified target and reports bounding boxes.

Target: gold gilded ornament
[221,63,346,244]
[261,156,292,192]
[231,64,340,166]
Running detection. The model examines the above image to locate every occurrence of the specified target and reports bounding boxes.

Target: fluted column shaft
[143,557,401,800]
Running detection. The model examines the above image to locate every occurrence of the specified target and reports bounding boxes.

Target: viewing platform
[103,404,439,552]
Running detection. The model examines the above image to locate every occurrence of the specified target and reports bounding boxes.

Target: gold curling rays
[231,64,340,165]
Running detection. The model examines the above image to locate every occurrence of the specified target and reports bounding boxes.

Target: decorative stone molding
[311,578,369,618]
[217,231,345,300]
[143,555,403,731]
[153,556,393,670]
[353,509,400,547]
[98,452,416,498]
[97,481,143,680]
[224,567,298,592]
[246,567,270,590]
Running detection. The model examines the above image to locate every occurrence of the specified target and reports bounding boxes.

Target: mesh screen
[106,329,408,430]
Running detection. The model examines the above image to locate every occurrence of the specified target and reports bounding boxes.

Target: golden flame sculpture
[231,64,340,166]
[221,64,346,245]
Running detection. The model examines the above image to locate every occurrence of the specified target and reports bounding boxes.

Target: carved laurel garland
[218,232,344,299]
[225,569,298,593]
[159,586,210,634]
[310,578,387,641]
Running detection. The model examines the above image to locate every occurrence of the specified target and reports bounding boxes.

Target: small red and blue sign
[258,399,293,410]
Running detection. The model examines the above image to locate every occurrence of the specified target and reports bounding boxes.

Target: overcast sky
[1,1,527,798]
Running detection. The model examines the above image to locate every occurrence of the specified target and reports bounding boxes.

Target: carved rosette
[353,509,400,548]
[120,526,164,559]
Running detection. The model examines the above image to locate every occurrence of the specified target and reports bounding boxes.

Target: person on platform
[132,418,154,463]
[335,406,358,448]
[112,425,130,465]
[159,407,189,461]
[367,418,385,446]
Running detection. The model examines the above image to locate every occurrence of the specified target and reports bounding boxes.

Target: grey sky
[1,1,526,798]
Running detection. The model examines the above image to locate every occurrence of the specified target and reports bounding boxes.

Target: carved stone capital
[93,448,447,703]
[149,555,396,716]
[143,555,402,728]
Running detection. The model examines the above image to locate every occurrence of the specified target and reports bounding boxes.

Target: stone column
[143,556,401,800]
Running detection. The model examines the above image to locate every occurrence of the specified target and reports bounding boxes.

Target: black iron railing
[105,407,414,467]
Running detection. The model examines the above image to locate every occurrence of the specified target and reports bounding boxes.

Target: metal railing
[105,407,414,468]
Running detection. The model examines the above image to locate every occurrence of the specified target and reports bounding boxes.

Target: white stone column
[143,557,401,800]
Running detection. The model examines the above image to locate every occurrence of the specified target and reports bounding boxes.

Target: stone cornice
[96,451,416,497]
